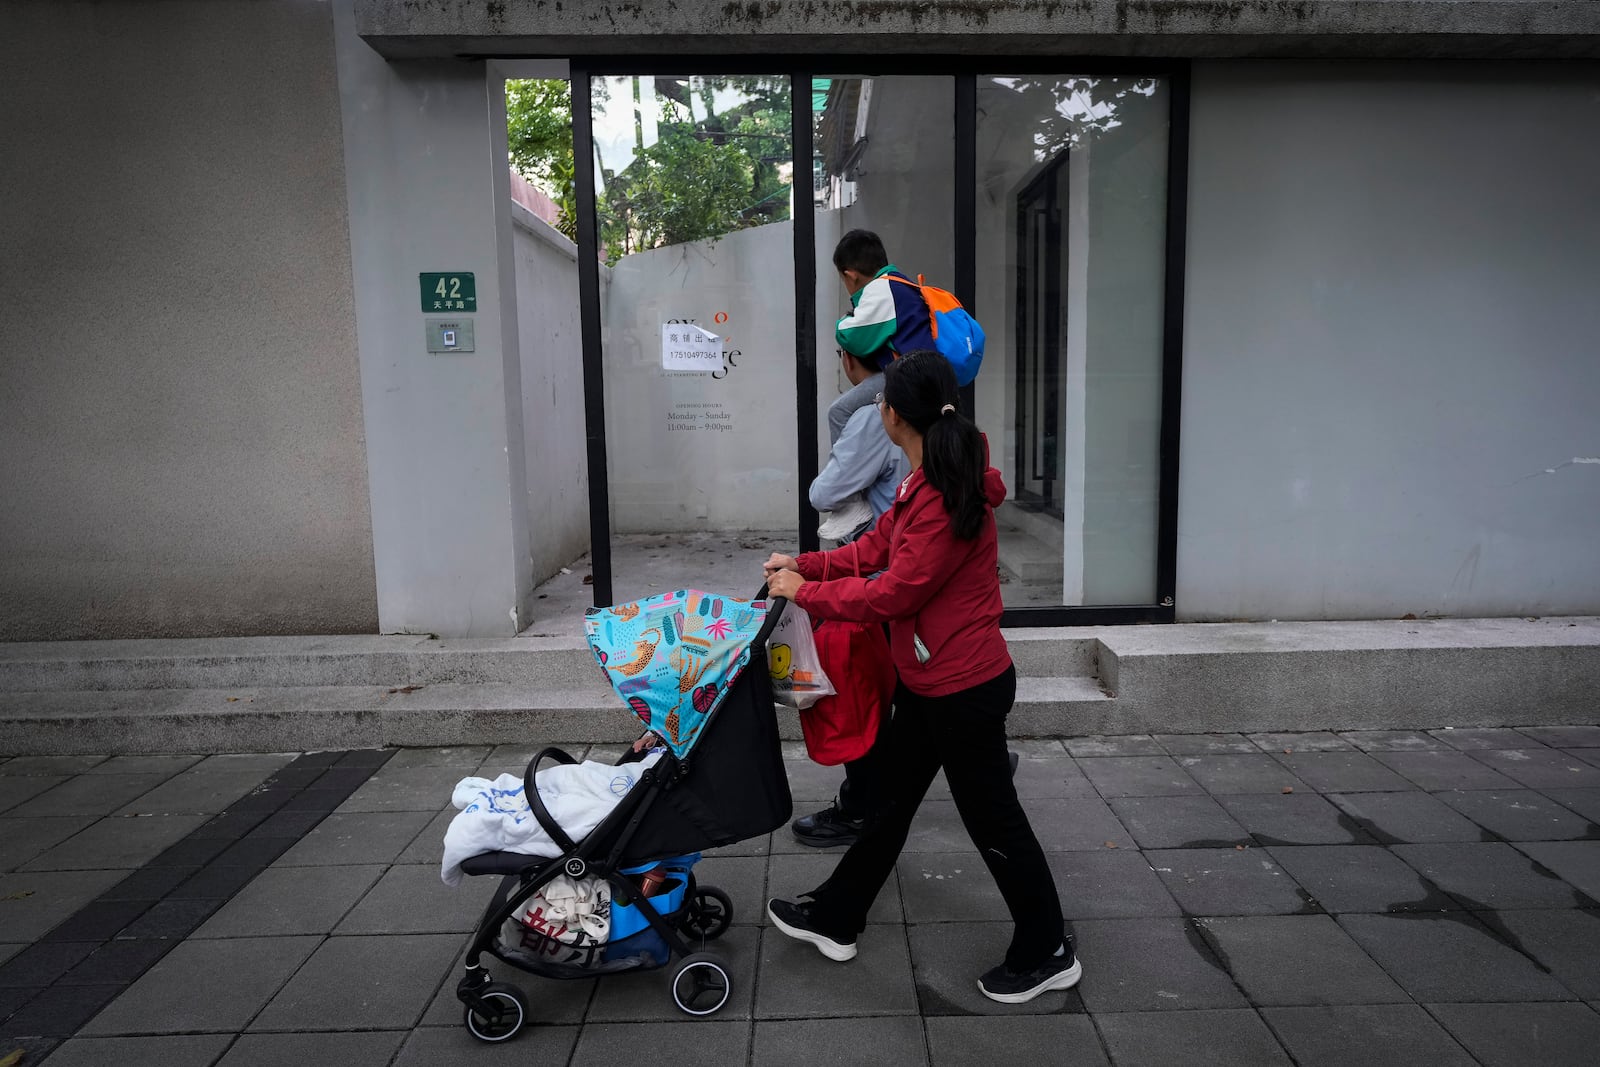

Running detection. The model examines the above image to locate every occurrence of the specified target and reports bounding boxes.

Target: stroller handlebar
[753,584,788,650]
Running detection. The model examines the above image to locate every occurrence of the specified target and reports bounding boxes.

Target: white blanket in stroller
[440,752,662,887]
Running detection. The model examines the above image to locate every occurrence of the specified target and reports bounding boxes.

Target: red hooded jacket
[792,464,1011,697]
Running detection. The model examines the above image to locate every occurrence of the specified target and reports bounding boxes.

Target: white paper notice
[661,323,723,372]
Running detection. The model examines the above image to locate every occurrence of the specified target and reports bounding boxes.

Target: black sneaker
[791,801,868,848]
[977,946,1083,1003]
[767,898,858,961]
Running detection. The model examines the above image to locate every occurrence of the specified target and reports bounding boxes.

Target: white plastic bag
[513,873,613,967]
[767,602,836,709]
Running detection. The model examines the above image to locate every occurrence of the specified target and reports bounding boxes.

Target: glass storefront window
[975,75,1170,607]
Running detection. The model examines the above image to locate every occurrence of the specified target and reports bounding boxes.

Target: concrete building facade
[2,1,1597,639]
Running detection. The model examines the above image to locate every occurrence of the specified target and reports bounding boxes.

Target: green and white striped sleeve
[835,276,897,361]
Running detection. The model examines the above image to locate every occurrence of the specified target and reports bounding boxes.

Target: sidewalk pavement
[4,729,1600,1066]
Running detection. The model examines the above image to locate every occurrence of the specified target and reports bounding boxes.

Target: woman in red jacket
[762,351,1079,1004]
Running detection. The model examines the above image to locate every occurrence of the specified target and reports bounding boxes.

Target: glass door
[579,73,797,603]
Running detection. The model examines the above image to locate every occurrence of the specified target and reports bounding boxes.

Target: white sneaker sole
[978,959,1083,1004]
[767,901,858,962]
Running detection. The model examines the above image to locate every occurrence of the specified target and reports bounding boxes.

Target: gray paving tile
[925,756,1100,800]
[1327,791,1490,844]
[335,764,462,813]
[250,933,462,1031]
[1272,751,1417,793]
[395,1024,578,1065]
[0,942,20,967]
[20,814,208,872]
[571,1021,748,1067]
[1077,756,1203,798]
[1374,751,1520,791]
[0,815,97,872]
[1339,730,1447,752]
[1261,1004,1477,1067]
[1070,917,1245,1012]
[906,920,1083,1017]
[1437,788,1600,841]
[0,869,126,942]
[0,775,69,816]
[926,1015,1107,1067]
[1515,841,1600,901]
[768,851,901,924]
[1248,732,1354,753]
[1337,913,1576,1001]
[1098,1009,1291,1066]
[1176,755,1309,796]
[897,851,1004,923]
[385,746,492,770]
[114,769,278,817]
[195,864,386,937]
[1519,726,1600,748]
[1546,788,1600,824]
[757,924,917,1018]
[909,797,1131,853]
[85,755,203,776]
[0,940,98,987]
[1110,796,1251,849]
[755,1016,928,1066]
[1198,914,1408,1006]
[1428,728,1548,752]
[1472,749,1600,790]
[1217,792,1374,846]
[34,1034,234,1066]
[190,753,298,775]
[1065,735,1165,757]
[217,1030,408,1067]
[80,935,321,1034]
[1427,1001,1600,1067]
[1147,847,1318,916]
[781,759,845,804]
[1153,733,1259,755]
[1490,909,1600,999]
[336,863,486,934]
[272,810,435,867]
[587,926,758,1021]
[3,756,108,776]
[396,808,454,864]
[10,774,168,818]
[1047,849,1184,920]
[56,939,175,986]
[1266,845,1455,913]
[1394,842,1594,909]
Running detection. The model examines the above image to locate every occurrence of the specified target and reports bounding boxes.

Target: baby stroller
[454,588,793,1042]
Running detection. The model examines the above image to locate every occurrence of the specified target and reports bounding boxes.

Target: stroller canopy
[585,589,770,758]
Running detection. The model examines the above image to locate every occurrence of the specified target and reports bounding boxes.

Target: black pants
[805,665,1065,972]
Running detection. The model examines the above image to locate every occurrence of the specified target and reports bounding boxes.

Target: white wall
[1179,61,1600,620]
[601,223,798,532]
[510,204,593,582]
[0,0,377,639]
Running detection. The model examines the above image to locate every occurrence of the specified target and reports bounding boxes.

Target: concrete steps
[3,618,1596,755]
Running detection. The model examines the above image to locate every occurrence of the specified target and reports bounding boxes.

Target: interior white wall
[1179,61,1600,620]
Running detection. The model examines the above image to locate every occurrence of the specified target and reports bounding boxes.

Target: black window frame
[568,57,1189,626]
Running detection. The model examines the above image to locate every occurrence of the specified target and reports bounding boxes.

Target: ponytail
[882,351,988,540]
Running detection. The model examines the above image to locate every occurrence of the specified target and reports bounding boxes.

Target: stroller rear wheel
[463,982,529,1042]
[680,885,734,941]
[670,952,732,1016]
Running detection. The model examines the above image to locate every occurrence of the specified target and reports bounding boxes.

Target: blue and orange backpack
[887,273,986,387]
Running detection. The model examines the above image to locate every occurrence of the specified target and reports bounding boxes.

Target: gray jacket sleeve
[809,405,893,512]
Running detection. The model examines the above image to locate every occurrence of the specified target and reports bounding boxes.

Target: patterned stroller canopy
[585,590,770,758]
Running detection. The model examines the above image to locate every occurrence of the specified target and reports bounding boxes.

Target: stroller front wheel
[463,982,528,1042]
[671,952,732,1016]
[679,885,734,941]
